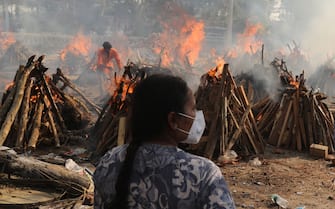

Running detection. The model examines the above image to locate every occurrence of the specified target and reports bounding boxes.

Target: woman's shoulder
[96,144,129,167]
[178,149,220,171]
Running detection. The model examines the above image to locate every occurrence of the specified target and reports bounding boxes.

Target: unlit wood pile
[195,64,265,160]
[52,67,102,115]
[0,55,92,150]
[253,59,335,152]
[0,148,90,195]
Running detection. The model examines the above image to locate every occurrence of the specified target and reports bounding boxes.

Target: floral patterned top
[93,143,236,209]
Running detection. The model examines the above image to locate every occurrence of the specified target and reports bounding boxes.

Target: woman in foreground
[93,74,236,209]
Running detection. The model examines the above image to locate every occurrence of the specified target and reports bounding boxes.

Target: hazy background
[0,0,335,96]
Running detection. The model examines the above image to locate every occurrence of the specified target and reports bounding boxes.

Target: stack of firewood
[0,55,93,150]
[89,62,147,161]
[253,59,335,152]
[89,61,176,162]
[194,64,265,160]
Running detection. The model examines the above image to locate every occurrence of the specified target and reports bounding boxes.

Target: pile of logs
[89,62,143,161]
[0,55,93,150]
[195,64,265,160]
[89,61,174,162]
[52,67,102,115]
[0,147,91,196]
[253,59,335,152]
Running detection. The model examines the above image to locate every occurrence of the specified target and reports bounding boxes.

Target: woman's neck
[146,135,178,147]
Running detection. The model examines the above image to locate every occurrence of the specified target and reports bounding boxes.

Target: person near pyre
[92,41,123,98]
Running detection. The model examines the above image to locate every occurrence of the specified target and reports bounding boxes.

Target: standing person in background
[93,74,236,209]
[94,41,123,98]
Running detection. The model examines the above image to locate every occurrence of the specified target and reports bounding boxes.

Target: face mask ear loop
[177,112,195,120]
[176,127,189,135]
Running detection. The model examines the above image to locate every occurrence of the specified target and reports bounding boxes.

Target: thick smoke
[1,0,335,95]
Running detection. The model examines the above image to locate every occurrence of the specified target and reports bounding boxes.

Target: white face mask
[176,110,206,144]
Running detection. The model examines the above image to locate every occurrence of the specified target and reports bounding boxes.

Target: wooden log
[0,148,90,193]
[220,66,228,155]
[226,105,251,151]
[204,69,225,159]
[56,68,101,114]
[16,79,33,147]
[43,94,60,147]
[41,75,66,130]
[0,63,35,146]
[62,93,90,120]
[93,98,112,132]
[67,94,91,115]
[292,91,302,151]
[299,116,307,149]
[237,86,264,152]
[268,94,288,145]
[117,117,127,146]
[27,99,44,149]
[0,66,25,125]
[277,99,293,147]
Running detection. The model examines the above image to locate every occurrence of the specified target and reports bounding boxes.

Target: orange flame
[112,76,135,102]
[0,32,15,51]
[290,80,300,89]
[153,3,204,68]
[207,57,225,78]
[237,22,263,54]
[60,31,92,62]
[216,57,225,75]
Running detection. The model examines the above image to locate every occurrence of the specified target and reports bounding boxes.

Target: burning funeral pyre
[0,55,94,150]
[90,61,172,162]
[90,56,335,162]
[194,63,265,160]
[253,59,335,153]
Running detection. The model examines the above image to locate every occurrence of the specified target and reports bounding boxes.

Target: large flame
[153,2,205,68]
[237,22,263,55]
[60,31,92,62]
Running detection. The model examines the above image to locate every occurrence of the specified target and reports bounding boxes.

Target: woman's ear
[167,112,178,130]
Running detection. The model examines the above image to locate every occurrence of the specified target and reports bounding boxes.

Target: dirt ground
[28,142,335,209]
[221,145,335,209]
[2,70,335,209]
